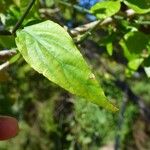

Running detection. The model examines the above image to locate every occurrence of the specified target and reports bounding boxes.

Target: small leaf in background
[120,31,150,61]
[44,0,55,7]
[124,0,150,14]
[125,58,144,77]
[16,20,118,112]
[128,58,144,70]
[106,42,113,56]
[90,1,121,19]
[99,32,116,56]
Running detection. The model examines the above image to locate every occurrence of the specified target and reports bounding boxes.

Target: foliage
[0,0,150,149]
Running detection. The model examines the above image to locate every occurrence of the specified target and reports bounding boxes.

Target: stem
[12,0,36,34]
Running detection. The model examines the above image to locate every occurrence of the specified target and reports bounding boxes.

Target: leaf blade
[90,1,121,19]
[16,20,118,112]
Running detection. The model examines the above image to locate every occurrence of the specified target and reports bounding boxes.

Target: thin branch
[125,9,135,17]
[0,52,20,72]
[74,20,101,43]
[39,8,60,15]
[0,49,17,61]
[12,0,36,34]
[70,18,113,36]
[70,20,100,36]
[0,61,10,72]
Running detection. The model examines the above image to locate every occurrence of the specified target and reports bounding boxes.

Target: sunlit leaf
[128,58,144,70]
[90,1,121,19]
[124,0,150,14]
[125,58,144,77]
[16,20,118,112]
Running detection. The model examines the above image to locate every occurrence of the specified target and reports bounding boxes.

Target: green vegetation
[0,0,150,149]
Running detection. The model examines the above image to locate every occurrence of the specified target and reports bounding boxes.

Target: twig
[70,20,100,36]
[74,20,101,43]
[39,8,60,15]
[70,18,113,37]
[125,9,135,17]
[0,53,20,72]
[0,61,10,72]
[12,0,36,34]
[0,49,17,61]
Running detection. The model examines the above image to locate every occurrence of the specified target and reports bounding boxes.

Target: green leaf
[125,58,144,77]
[128,58,144,70]
[124,0,150,14]
[90,1,121,19]
[45,0,55,7]
[99,32,116,56]
[119,31,150,61]
[15,20,118,112]
[106,42,113,56]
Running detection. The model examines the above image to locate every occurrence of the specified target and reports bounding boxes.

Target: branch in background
[74,20,101,43]
[0,49,17,61]
[70,18,113,37]
[0,61,10,72]
[39,8,60,17]
[12,0,36,34]
[125,9,135,17]
[70,21,99,36]
[69,9,135,38]
[0,51,20,72]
